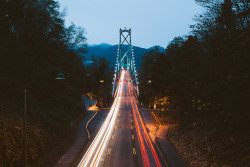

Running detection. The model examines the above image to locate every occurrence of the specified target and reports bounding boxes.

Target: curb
[86,112,98,139]
[140,108,169,167]
[71,111,98,167]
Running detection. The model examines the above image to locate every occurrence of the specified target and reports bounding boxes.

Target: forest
[139,0,250,166]
[0,0,90,166]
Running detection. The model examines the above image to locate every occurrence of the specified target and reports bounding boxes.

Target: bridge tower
[117,28,133,72]
[112,28,139,97]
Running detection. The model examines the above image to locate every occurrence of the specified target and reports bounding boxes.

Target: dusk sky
[57,0,203,48]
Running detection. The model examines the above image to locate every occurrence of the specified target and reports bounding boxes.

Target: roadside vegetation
[140,0,250,166]
[85,55,113,108]
[0,0,88,166]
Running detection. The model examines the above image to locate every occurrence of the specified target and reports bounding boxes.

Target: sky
[57,0,203,49]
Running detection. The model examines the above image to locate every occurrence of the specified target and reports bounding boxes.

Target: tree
[64,22,87,51]
[0,0,88,166]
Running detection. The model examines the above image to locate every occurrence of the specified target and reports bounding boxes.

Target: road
[77,70,167,167]
[102,71,139,167]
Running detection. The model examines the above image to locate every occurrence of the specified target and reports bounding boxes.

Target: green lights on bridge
[112,28,139,97]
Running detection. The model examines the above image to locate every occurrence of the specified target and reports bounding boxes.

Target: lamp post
[86,74,93,106]
[98,80,105,108]
[23,68,65,166]
[147,80,153,108]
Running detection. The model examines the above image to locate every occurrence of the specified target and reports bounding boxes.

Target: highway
[77,70,166,167]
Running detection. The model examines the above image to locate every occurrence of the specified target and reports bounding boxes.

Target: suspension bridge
[77,28,166,167]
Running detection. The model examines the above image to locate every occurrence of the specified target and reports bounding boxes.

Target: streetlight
[146,80,154,108]
[23,68,65,166]
[86,74,93,106]
[55,72,65,80]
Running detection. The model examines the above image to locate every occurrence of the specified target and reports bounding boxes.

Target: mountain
[88,43,113,48]
[148,45,165,52]
[81,43,165,68]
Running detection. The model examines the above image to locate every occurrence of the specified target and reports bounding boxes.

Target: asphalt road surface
[102,73,140,167]
[77,70,167,167]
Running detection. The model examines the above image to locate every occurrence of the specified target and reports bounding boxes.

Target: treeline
[85,55,112,107]
[0,0,87,166]
[140,0,249,164]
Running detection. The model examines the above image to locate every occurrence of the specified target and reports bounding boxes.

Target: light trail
[77,71,125,167]
[128,75,162,167]
[128,81,150,167]
[78,71,162,167]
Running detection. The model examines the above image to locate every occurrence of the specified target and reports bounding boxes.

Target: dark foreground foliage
[0,0,87,166]
[140,0,250,165]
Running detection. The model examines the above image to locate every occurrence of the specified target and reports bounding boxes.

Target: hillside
[81,43,165,68]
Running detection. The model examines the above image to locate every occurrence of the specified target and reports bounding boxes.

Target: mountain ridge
[80,43,165,68]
